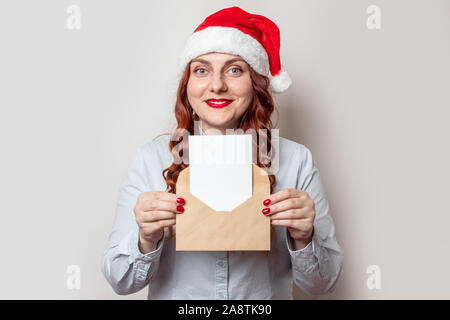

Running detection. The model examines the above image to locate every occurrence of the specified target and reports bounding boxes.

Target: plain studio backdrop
[0,0,449,299]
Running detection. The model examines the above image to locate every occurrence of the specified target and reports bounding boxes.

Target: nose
[209,72,227,93]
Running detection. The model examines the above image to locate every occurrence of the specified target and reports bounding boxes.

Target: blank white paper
[189,134,253,211]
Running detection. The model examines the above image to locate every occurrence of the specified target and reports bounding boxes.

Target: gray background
[0,0,449,299]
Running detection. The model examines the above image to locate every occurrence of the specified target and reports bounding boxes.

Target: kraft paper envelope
[175,163,271,251]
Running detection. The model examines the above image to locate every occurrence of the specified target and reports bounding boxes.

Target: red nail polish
[176,205,184,212]
[176,197,185,205]
[262,208,270,215]
[263,199,271,206]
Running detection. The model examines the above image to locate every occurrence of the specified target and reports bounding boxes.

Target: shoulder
[142,133,171,152]
[279,136,314,166]
[136,133,172,165]
[278,137,318,191]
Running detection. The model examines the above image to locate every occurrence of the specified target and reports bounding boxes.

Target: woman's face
[187,52,253,134]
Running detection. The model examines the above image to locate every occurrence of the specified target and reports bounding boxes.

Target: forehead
[191,52,246,64]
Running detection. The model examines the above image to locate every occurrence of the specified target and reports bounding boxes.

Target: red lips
[205,98,233,108]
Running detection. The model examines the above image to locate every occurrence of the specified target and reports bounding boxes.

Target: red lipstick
[205,98,233,108]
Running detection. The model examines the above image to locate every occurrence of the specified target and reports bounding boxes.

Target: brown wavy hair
[162,60,279,241]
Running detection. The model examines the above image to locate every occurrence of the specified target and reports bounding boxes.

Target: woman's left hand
[262,188,315,249]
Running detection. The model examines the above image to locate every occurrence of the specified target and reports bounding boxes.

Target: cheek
[230,79,253,103]
[187,79,208,99]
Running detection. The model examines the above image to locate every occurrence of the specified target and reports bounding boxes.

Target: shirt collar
[198,120,206,136]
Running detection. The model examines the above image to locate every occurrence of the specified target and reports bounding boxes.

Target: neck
[199,120,236,135]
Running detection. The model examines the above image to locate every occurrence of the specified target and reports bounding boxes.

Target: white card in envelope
[189,134,253,211]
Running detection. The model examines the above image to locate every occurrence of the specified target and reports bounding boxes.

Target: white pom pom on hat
[177,6,292,94]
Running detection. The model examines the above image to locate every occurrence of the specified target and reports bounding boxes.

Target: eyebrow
[190,58,246,69]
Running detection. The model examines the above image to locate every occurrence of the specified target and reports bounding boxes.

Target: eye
[229,67,242,74]
[194,67,207,75]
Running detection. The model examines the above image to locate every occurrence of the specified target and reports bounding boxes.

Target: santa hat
[177,6,292,94]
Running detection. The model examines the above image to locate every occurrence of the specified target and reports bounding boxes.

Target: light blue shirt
[101,129,344,299]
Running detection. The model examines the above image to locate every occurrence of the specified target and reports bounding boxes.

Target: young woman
[102,6,343,299]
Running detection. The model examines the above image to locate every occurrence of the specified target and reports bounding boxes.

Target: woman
[102,6,343,299]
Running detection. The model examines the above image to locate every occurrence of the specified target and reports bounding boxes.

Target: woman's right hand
[134,191,185,253]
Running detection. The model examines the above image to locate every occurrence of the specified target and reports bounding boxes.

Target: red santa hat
[177,6,292,94]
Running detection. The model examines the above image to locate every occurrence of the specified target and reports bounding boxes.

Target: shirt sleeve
[285,145,344,296]
[101,145,165,295]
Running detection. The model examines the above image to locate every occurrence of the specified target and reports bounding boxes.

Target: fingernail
[176,197,185,205]
[262,208,270,215]
[263,199,271,206]
[176,205,184,213]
